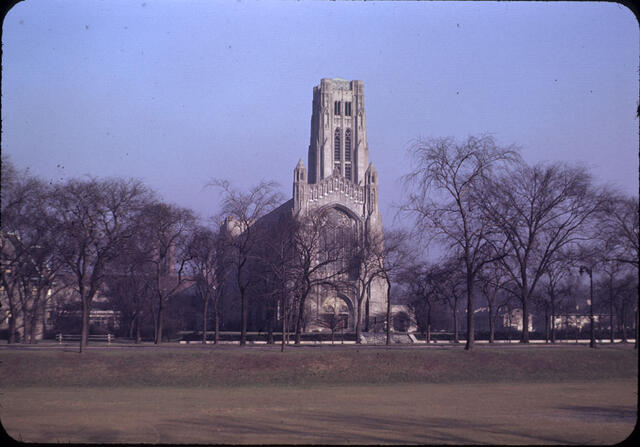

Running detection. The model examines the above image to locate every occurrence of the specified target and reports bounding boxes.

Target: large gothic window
[319,207,359,281]
[334,128,341,161]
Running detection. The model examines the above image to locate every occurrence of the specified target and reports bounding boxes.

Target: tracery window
[334,128,341,161]
[345,128,351,162]
[319,207,359,279]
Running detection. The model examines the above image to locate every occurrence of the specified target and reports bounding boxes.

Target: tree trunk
[488,302,495,344]
[239,287,247,346]
[426,304,432,344]
[267,308,274,345]
[8,313,16,344]
[128,315,135,340]
[2,279,17,344]
[355,294,364,344]
[365,294,370,333]
[610,297,615,344]
[521,290,530,343]
[464,271,474,350]
[22,303,31,344]
[621,305,628,343]
[543,304,549,343]
[294,291,307,345]
[634,306,638,350]
[202,292,209,344]
[214,296,220,345]
[551,298,556,344]
[29,304,39,344]
[452,304,459,343]
[385,279,392,346]
[135,314,141,344]
[80,296,89,353]
[155,294,164,345]
[588,273,595,349]
[281,293,287,352]
[150,300,158,343]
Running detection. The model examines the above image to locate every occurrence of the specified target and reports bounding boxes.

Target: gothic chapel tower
[294,78,380,226]
[292,78,385,333]
[308,78,369,184]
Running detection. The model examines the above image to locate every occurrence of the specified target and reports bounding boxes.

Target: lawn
[1,344,637,444]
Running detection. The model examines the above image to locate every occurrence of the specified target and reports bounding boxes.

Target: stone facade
[219,79,388,334]
[294,78,387,333]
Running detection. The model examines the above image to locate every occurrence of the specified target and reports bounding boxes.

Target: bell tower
[307,78,370,185]
[289,78,389,336]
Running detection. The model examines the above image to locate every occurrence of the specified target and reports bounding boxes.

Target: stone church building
[221,78,395,335]
[293,78,387,332]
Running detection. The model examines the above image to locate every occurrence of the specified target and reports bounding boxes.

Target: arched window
[334,128,341,161]
[345,129,351,161]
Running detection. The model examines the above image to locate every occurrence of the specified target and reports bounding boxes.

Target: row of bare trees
[211,179,410,349]
[1,159,204,352]
[1,159,409,351]
[2,132,637,352]
[400,135,638,350]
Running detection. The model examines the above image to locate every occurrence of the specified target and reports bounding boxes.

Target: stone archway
[393,311,411,332]
[319,294,354,332]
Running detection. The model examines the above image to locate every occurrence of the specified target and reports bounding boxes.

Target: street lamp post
[579,266,596,349]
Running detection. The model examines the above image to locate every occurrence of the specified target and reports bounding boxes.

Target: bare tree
[212,180,283,346]
[1,165,64,343]
[253,211,298,350]
[596,260,632,343]
[614,272,638,344]
[313,311,347,345]
[104,240,153,343]
[539,258,573,343]
[599,194,639,270]
[1,167,40,343]
[348,209,390,344]
[291,206,352,345]
[401,135,517,350]
[371,229,410,345]
[14,226,65,343]
[481,161,602,343]
[186,225,226,344]
[476,262,512,343]
[440,261,467,343]
[417,257,466,343]
[402,261,442,344]
[598,193,639,348]
[137,202,195,344]
[51,178,151,352]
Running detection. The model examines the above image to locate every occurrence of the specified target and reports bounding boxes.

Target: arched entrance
[319,295,354,332]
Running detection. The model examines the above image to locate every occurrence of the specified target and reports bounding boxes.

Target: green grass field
[1,344,637,444]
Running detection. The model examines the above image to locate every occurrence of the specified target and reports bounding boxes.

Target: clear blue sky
[2,0,638,226]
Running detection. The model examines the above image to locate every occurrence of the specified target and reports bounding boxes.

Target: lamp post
[579,266,596,348]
